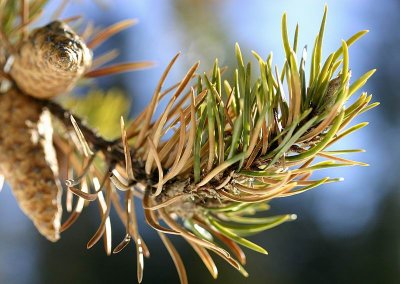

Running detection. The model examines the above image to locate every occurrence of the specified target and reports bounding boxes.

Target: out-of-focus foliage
[0,0,46,35]
[63,89,131,139]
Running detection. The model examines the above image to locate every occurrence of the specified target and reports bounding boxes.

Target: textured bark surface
[0,86,62,242]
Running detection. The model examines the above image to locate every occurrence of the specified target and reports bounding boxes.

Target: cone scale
[0,87,62,242]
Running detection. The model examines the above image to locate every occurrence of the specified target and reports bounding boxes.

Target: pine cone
[10,21,92,99]
[0,87,62,242]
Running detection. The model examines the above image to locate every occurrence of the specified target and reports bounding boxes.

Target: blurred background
[0,0,399,283]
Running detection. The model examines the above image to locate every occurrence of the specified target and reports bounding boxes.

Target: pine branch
[0,2,379,283]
